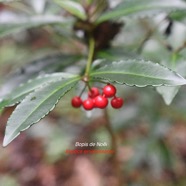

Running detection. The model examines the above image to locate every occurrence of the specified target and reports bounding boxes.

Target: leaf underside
[156,61,186,105]
[90,60,186,87]
[3,77,80,147]
[156,86,180,105]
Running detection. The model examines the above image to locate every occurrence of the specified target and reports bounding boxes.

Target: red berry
[94,95,108,109]
[83,98,94,110]
[88,87,100,98]
[71,96,82,108]
[103,84,116,97]
[111,97,124,109]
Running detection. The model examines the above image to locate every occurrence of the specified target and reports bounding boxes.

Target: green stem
[171,52,178,69]
[79,84,87,97]
[85,36,95,77]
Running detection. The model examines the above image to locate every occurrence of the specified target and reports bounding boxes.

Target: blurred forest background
[1,0,186,186]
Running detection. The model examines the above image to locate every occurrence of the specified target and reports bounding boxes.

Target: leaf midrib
[91,71,184,83]
[8,74,70,105]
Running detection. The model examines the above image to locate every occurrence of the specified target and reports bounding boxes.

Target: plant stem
[85,36,95,77]
[79,84,87,97]
[171,52,178,69]
[104,109,123,186]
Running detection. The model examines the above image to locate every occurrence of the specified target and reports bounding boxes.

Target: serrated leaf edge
[90,60,186,87]
[1,73,76,108]
[3,77,80,147]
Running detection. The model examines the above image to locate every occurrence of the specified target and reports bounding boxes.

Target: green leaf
[156,61,186,105]
[90,60,186,87]
[156,86,180,105]
[3,76,80,147]
[97,0,186,23]
[0,15,69,38]
[53,0,87,20]
[0,100,9,114]
[0,54,81,99]
[97,48,139,61]
[1,73,75,108]
[170,10,186,21]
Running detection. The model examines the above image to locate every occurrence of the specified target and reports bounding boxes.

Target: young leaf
[0,15,70,38]
[3,76,80,147]
[53,0,87,20]
[96,0,186,23]
[90,60,186,87]
[1,73,75,108]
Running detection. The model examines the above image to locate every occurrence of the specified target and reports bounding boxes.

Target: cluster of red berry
[71,84,124,110]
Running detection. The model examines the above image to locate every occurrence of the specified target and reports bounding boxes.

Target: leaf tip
[2,129,20,147]
[3,138,9,147]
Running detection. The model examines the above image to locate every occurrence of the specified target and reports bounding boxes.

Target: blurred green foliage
[1,0,186,186]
